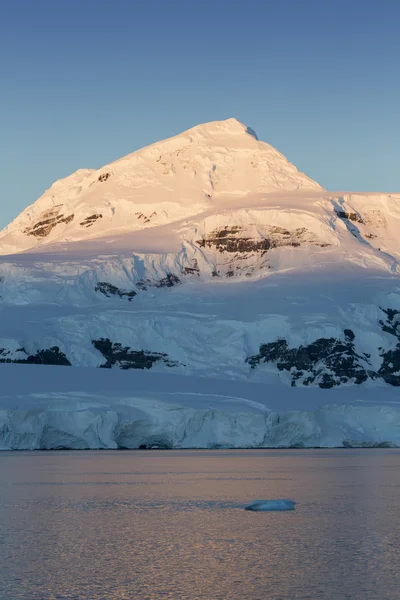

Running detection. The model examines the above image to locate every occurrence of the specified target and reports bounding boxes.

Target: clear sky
[0,0,399,228]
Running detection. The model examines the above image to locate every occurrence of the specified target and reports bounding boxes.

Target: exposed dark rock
[246,331,371,388]
[378,308,400,385]
[98,172,111,182]
[92,338,181,370]
[24,208,74,238]
[201,237,274,253]
[212,226,243,238]
[335,211,364,224]
[247,317,400,388]
[379,308,400,339]
[247,311,400,388]
[378,349,400,386]
[182,259,200,276]
[135,211,157,223]
[0,346,71,366]
[182,266,200,276]
[344,329,355,342]
[95,282,136,301]
[196,225,329,254]
[195,225,329,280]
[155,274,181,288]
[80,214,103,228]
[137,273,181,290]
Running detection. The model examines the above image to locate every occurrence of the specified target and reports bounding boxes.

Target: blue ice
[244,499,296,511]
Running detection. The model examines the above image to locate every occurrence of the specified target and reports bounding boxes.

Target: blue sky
[0,0,399,228]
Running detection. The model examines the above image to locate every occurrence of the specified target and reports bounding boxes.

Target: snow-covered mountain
[0,118,399,449]
[0,118,322,254]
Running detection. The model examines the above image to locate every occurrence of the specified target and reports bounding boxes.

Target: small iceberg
[244,499,296,511]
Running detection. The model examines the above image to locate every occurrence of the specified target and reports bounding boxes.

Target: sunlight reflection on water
[0,449,399,599]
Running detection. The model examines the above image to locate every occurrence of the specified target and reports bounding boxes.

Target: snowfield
[0,118,399,449]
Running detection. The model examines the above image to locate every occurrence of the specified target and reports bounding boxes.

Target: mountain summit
[0,119,322,254]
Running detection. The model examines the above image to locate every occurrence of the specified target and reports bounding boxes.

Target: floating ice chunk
[244,499,296,511]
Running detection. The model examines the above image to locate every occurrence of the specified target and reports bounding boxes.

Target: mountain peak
[185,118,260,143]
[0,119,323,255]
[187,117,253,136]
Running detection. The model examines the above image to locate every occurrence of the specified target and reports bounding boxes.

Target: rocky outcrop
[197,225,330,254]
[335,207,388,229]
[80,214,103,228]
[379,308,400,339]
[137,273,181,290]
[94,282,137,301]
[335,211,364,224]
[378,308,400,386]
[24,206,74,238]
[92,338,181,370]
[0,346,71,366]
[135,211,157,224]
[98,173,111,182]
[182,259,200,276]
[95,276,181,298]
[247,314,400,388]
[195,225,331,278]
[246,330,372,388]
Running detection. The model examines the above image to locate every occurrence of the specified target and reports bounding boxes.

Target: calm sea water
[0,449,399,600]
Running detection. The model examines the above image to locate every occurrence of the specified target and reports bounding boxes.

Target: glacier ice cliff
[0,366,399,450]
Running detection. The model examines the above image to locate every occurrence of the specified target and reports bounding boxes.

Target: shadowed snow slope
[0,118,399,448]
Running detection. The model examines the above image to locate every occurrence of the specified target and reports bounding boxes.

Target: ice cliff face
[0,365,399,450]
[0,118,399,448]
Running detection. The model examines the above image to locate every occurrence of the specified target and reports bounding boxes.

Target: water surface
[0,449,399,599]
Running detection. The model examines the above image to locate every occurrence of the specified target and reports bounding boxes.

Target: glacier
[0,118,399,449]
[0,364,399,450]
